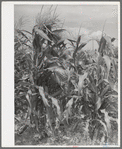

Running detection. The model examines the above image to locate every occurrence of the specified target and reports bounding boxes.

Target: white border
[1,1,120,5]
[2,1,120,147]
[118,2,120,148]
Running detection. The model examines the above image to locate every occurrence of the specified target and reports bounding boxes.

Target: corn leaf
[100,85,110,98]
[98,36,106,55]
[95,97,102,111]
[88,82,97,93]
[76,35,81,47]
[103,55,111,79]
[65,97,74,124]
[108,77,118,93]
[88,75,97,93]
[49,95,61,119]
[50,33,60,43]
[17,30,31,43]
[95,119,108,138]
[52,29,66,34]
[101,109,111,136]
[35,28,52,42]
[73,36,81,62]
[97,54,104,65]
[77,43,87,51]
[78,72,88,96]
[20,30,32,35]
[26,91,32,117]
[26,89,32,102]
[111,58,118,80]
[46,106,55,132]
[68,39,76,43]
[56,39,65,46]
[38,86,50,107]
[105,100,117,114]
[100,94,118,117]
[104,35,114,55]
[17,81,30,86]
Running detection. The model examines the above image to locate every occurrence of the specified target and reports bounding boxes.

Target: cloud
[63,27,91,40]
[89,31,102,40]
[14,5,118,38]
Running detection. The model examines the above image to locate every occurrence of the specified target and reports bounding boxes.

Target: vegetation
[15,6,118,146]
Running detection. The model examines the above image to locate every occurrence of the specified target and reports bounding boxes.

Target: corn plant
[61,33,118,144]
[14,8,70,135]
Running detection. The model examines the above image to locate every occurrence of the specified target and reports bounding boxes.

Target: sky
[14,4,119,39]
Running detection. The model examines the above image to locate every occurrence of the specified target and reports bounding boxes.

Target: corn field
[14,5,119,146]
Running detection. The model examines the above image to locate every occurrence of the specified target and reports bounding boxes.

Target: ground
[15,119,118,146]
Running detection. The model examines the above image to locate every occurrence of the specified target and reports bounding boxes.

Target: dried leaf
[38,86,50,107]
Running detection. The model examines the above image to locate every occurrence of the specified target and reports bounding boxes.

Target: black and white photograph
[2,1,120,147]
